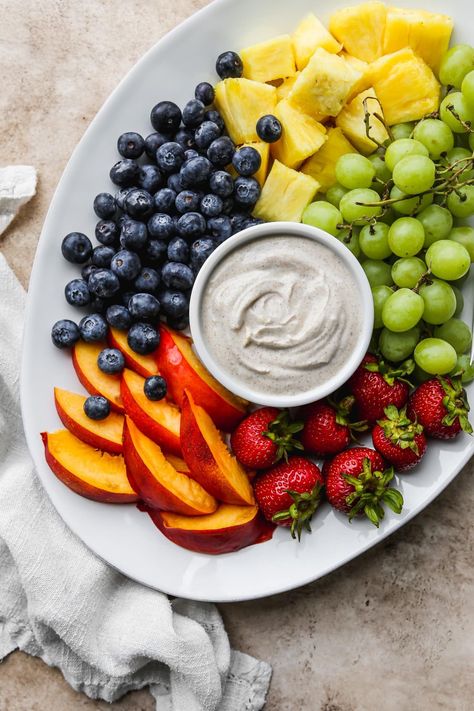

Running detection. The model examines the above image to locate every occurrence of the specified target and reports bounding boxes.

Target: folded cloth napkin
[0,252,271,710]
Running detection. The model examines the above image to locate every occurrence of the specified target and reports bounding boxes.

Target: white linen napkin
[0,251,271,710]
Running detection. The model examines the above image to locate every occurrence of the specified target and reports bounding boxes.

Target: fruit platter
[21,0,474,601]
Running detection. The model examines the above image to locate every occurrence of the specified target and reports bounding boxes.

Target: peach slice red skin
[156,325,247,432]
[108,327,159,378]
[72,342,124,413]
[54,389,123,455]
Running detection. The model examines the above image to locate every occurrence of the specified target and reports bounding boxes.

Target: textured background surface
[1,1,473,709]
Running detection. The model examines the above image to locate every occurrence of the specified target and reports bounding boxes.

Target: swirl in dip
[200,234,362,398]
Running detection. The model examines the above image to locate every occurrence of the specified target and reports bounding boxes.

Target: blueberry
[127,322,160,355]
[106,304,132,330]
[84,395,110,420]
[230,212,248,234]
[123,188,154,219]
[138,165,163,194]
[166,314,189,331]
[110,250,141,281]
[156,142,185,174]
[150,101,182,134]
[144,132,169,158]
[256,114,282,143]
[161,262,194,290]
[81,263,98,280]
[128,293,160,321]
[115,187,134,210]
[117,131,145,159]
[167,236,189,263]
[204,110,225,132]
[148,213,175,239]
[195,121,221,150]
[79,313,108,342]
[234,177,261,206]
[92,245,115,268]
[216,51,243,79]
[93,192,116,219]
[144,375,167,401]
[90,296,110,314]
[109,159,140,187]
[95,219,119,246]
[175,127,196,150]
[144,239,168,264]
[221,197,234,215]
[232,146,261,177]
[190,238,216,271]
[121,290,136,307]
[177,212,206,238]
[159,289,189,319]
[180,156,212,187]
[88,269,120,299]
[167,172,184,193]
[61,232,93,264]
[207,136,235,167]
[209,170,234,197]
[182,99,205,128]
[175,190,200,214]
[97,348,125,375]
[154,188,177,214]
[195,82,215,106]
[207,215,232,243]
[200,194,223,217]
[242,216,264,230]
[51,319,80,349]
[120,219,148,251]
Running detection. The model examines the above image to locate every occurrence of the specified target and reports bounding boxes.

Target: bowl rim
[189,221,374,407]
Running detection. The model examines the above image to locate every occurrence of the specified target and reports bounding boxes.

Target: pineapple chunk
[288,48,361,118]
[241,142,271,186]
[340,52,368,74]
[241,35,296,83]
[383,8,453,75]
[276,74,299,101]
[271,100,327,169]
[301,127,357,192]
[367,48,440,125]
[342,53,371,101]
[214,78,277,144]
[329,1,387,62]
[336,88,389,155]
[253,160,319,223]
[292,13,341,70]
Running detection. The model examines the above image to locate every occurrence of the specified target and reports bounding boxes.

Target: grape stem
[363,97,394,149]
[446,104,474,134]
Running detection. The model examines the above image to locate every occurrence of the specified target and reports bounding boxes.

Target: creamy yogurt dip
[200,234,362,398]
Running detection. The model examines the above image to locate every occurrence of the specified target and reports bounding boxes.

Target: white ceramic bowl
[189,221,374,407]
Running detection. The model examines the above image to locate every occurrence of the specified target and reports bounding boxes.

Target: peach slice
[121,368,181,456]
[54,387,124,454]
[156,325,247,432]
[144,503,263,554]
[165,454,190,473]
[41,430,138,503]
[72,340,124,412]
[180,390,255,506]
[108,327,159,378]
[123,417,217,515]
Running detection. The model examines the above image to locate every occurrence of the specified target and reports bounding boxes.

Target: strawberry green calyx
[263,410,304,463]
[272,482,323,541]
[377,405,424,454]
[364,357,415,387]
[438,376,473,434]
[331,395,368,435]
[343,458,403,527]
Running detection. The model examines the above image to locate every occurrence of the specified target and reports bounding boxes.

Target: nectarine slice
[156,325,247,432]
[121,368,181,456]
[180,390,255,506]
[165,454,190,473]
[124,417,217,515]
[72,340,123,412]
[54,387,124,454]
[41,430,138,503]
[108,327,159,378]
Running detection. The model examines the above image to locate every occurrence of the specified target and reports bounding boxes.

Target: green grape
[450,354,474,383]
[439,44,474,89]
[452,285,465,317]
[390,122,415,141]
[414,337,458,375]
[368,152,392,183]
[372,285,393,329]
[434,318,472,354]
[449,226,474,261]
[417,204,453,247]
[392,155,436,194]
[336,228,361,258]
[414,364,433,383]
[388,217,425,257]
[462,69,474,109]
[450,271,470,288]
[339,188,382,224]
[382,288,424,332]
[362,259,393,288]
[413,119,454,160]
[439,92,474,133]
[379,326,420,362]
[326,183,348,208]
[446,185,474,218]
[442,147,474,180]
[384,138,429,172]
[391,257,426,288]
[425,239,471,280]
[378,207,396,225]
[359,222,391,260]
[335,154,376,189]
[469,132,474,151]
[302,200,342,236]
[390,186,433,215]
[419,278,457,325]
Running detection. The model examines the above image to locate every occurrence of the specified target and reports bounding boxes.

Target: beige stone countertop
[1,1,474,709]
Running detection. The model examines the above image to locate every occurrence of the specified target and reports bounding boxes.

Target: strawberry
[253,456,323,540]
[407,376,472,440]
[349,353,413,424]
[300,396,367,457]
[325,447,403,526]
[231,407,303,469]
[372,405,427,472]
